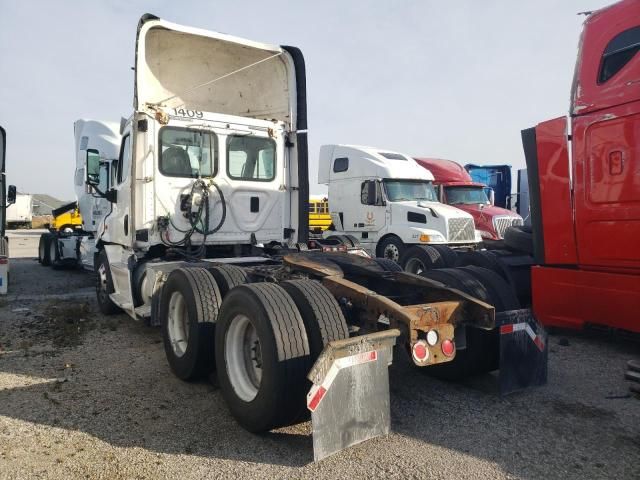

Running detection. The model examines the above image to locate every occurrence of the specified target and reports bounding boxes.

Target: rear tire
[215,283,311,432]
[95,250,123,315]
[419,268,497,379]
[281,280,349,358]
[160,267,222,380]
[374,257,403,272]
[504,225,533,254]
[38,234,51,266]
[49,236,61,268]
[400,245,446,274]
[207,264,248,298]
[376,235,405,263]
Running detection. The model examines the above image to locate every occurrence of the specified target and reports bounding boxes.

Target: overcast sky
[0,0,612,200]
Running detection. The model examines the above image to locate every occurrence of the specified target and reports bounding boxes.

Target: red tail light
[441,339,455,357]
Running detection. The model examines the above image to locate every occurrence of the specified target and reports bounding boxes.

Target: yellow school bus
[309,195,331,233]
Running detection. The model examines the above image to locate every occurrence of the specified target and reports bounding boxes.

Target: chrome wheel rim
[225,314,262,402]
[384,243,400,262]
[167,291,189,358]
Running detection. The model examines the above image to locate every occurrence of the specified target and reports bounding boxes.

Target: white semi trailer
[319,144,481,264]
[72,14,544,460]
[38,120,120,269]
[6,193,33,228]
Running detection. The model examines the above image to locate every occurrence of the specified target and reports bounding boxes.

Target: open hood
[0,126,5,238]
[135,14,304,130]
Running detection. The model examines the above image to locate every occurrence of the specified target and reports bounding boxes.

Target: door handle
[124,214,129,236]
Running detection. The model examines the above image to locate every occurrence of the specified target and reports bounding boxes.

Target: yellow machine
[50,202,82,231]
[309,195,331,233]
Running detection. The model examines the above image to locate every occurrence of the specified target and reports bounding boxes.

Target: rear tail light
[412,340,429,363]
[426,329,439,346]
[441,339,455,357]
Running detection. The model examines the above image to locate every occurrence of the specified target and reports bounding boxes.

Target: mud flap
[497,309,548,395]
[306,330,400,461]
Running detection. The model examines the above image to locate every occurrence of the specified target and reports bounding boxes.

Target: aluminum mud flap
[497,309,548,395]
[306,330,400,461]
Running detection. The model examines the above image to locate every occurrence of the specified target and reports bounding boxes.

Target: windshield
[445,186,489,205]
[383,180,438,202]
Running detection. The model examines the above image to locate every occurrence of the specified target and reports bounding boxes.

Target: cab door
[0,127,5,239]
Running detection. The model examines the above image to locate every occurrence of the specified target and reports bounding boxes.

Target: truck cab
[85,15,308,315]
[414,158,523,242]
[319,145,480,262]
[522,0,640,332]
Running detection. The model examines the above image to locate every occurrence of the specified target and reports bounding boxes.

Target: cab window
[227,136,276,181]
[159,128,217,178]
[599,25,640,83]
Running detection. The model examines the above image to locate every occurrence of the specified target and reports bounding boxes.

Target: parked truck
[433,0,640,335]
[413,158,523,245]
[6,193,32,229]
[38,120,120,269]
[0,127,17,293]
[78,15,545,460]
[319,144,482,265]
[515,0,640,333]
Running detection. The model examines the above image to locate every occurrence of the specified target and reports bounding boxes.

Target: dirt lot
[0,231,639,479]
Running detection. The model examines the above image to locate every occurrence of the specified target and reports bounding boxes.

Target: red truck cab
[414,158,523,242]
[523,0,640,332]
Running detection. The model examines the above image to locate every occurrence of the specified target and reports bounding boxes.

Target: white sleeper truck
[6,193,32,229]
[38,120,121,269]
[81,14,546,460]
[319,144,481,268]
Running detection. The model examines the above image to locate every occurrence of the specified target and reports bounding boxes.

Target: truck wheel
[215,283,311,432]
[459,266,520,311]
[207,264,248,297]
[429,245,458,267]
[49,236,61,269]
[281,280,349,358]
[326,234,356,247]
[419,268,495,379]
[374,257,403,272]
[376,235,405,263]
[160,267,222,380]
[38,234,52,266]
[95,250,123,315]
[456,250,510,282]
[504,225,533,254]
[400,245,446,274]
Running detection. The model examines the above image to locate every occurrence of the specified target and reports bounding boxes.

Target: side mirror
[367,181,377,206]
[7,185,16,205]
[86,149,101,187]
[485,187,495,206]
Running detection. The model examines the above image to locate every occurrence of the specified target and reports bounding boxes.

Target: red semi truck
[517,0,640,333]
[414,157,523,243]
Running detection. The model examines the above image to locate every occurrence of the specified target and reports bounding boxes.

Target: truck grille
[447,218,475,242]
[493,216,524,239]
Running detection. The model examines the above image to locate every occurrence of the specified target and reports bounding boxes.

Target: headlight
[420,233,445,242]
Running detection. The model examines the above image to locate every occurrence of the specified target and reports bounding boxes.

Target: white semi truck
[38,120,120,269]
[69,14,544,460]
[319,144,481,264]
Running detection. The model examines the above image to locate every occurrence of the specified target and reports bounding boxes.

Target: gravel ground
[0,232,639,479]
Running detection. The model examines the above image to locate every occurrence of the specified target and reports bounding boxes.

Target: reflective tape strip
[307,350,378,412]
[500,322,545,352]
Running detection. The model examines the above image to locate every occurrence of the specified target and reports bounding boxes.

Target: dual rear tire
[158,269,349,432]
